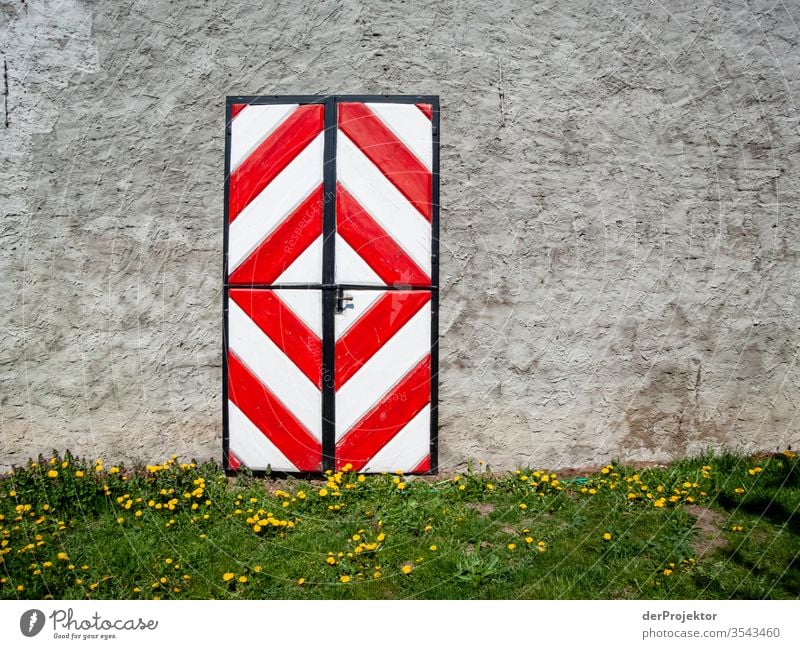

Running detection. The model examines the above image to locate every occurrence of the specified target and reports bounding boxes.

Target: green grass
[1,451,798,599]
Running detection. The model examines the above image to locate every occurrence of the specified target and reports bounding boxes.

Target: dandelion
[397,482,406,490]
[373,571,381,579]
[429,545,438,552]
[507,543,517,551]
[603,532,612,541]
[352,534,361,541]
[116,517,125,524]
[222,572,235,582]
[423,525,432,532]
[340,575,351,583]
[734,488,745,494]
[318,488,329,497]
[297,578,306,585]
[401,565,413,575]
[326,557,337,565]
[486,483,494,491]
[663,568,673,576]
[254,566,263,573]
[377,533,386,542]
[238,576,248,584]
[75,470,85,478]
[47,470,58,478]
[519,503,527,510]
[525,537,534,544]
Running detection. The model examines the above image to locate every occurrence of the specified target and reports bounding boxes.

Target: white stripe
[334,233,384,287]
[362,404,430,473]
[334,287,384,341]
[365,102,432,170]
[274,286,322,339]
[228,132,324,273]
[228,300,321,441]
[335,302,430,439]
[228,401,298,472]
[230,104,297,172]
[337,133,431,276]
[274,234,322,286]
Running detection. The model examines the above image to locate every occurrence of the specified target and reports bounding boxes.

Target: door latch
[335,287,353,314]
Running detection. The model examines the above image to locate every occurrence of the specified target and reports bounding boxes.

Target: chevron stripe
[336,183,429,286]
[365,102,432,170]
[227,298,321,441]
[360,405,431,474]
[229,185,323,284]
[336,357,430,472]
[337,132,430,279]
[227,353,321,471]
[228,400,299,472]
[229,103,297,171]
[230,289,322,388]
[338,102,431,221]
[230,104,324,221]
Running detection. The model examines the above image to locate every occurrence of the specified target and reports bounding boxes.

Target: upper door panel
[227,103,325,285]
[335,102,434,287]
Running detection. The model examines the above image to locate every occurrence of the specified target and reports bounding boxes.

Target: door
[223,96,439,474]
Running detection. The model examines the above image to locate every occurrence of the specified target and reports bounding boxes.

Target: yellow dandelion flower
[603,532,612,541]
[339,575,351,583]
[377,533,386,542]
[525,537,533,544]
[663,568,673,576]
[519,503,527,510]
[734,488,745,494]
[357,475,366,483]
[238,576,248,583]
[429,545,438,552]
[352,534,361,541]
[318,488,329,497]
[507,543,516,551]
[401,565,413,575]
[47,470,58,478]
[222,572,235,582]
[486,483,494,491]
[75,470,85,478]
[326,557,336,565]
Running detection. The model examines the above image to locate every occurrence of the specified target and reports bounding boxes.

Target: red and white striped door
[224,97,438,474]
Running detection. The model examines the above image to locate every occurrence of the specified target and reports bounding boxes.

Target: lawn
[1,450,798,599]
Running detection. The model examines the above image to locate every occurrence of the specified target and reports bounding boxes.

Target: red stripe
[231,103,247,119]
[229,104,324,222]
[410,455,430,474]
[336,184,429,286]
[227,451,242,470]
[229,185,323,284]
[335,355,431,472]
[230,289,322,388]
[227,351,322,471]
[335,290,429,390]
[415,104,432,120]
[338,103,431,222]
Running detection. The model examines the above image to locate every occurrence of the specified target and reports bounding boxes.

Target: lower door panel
[334,290,432,473]
[225,288,323,472]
